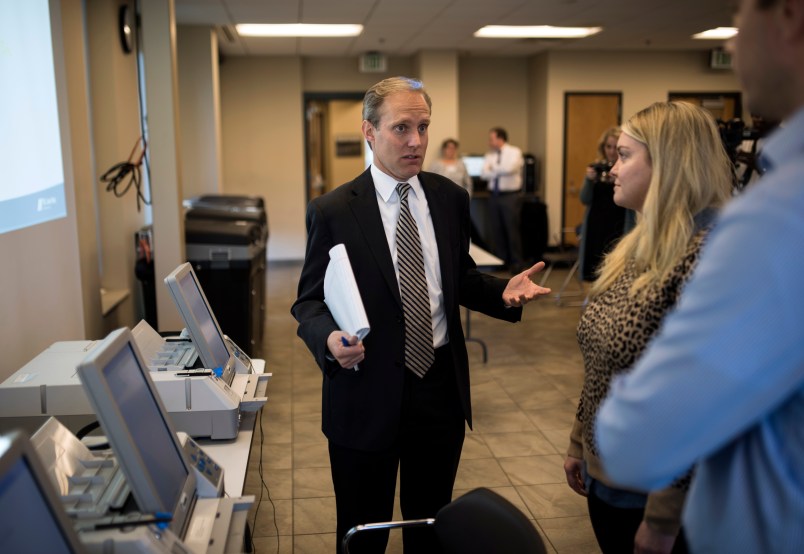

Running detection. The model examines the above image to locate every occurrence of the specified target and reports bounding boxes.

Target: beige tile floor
[244,261,601,553]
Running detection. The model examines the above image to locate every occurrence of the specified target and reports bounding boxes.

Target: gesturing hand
[502,262,551,307]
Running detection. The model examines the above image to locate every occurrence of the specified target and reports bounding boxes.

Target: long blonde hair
[591,102,733,297]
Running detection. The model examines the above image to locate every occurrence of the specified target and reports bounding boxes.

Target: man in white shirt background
[481,127,524,273]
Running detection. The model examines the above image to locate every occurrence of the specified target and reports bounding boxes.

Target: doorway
[562,93,622,246]
[303,93,366,204]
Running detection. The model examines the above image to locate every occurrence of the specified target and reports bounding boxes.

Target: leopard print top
[569,224,713,533]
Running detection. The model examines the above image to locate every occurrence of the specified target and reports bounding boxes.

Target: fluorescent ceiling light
[474,25,602,39]
[236,24,363,37]
[692,27,738,40]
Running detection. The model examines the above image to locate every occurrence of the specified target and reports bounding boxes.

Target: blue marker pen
[340,336,359,371]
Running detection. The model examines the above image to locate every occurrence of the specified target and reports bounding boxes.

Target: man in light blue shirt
[595,0,804,552]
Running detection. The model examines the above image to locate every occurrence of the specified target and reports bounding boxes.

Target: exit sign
[710,49,732,69]
[359,52,387,73]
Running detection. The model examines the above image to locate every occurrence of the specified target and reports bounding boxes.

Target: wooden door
[562,93,621,246]
[304,92,365,205]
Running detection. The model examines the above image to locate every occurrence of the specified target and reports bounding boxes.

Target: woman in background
[429,138,486,247]
[578,127,631,282]
[429,138,473,194]
[564,102,733,554]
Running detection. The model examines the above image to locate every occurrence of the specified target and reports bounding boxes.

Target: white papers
[324,244,370,341]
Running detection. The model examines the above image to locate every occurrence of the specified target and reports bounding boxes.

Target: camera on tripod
[718,118,762,163]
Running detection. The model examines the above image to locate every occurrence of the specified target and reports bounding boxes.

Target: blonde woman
[564,102,733,554]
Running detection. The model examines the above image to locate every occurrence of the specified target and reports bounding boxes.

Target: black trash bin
[184,195,267,359]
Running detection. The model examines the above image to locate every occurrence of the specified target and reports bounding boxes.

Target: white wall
[527,54,549,194]
[301,57,415,93]
[178,25,223,199]
[220,57,307,261]
[417,51,460,170]
[86,0,148,333]
[458,57,530,156]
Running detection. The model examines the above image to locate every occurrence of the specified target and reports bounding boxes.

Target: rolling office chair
[342,487,548,554]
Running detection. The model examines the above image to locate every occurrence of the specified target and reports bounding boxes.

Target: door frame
[302,92,365,205]
[561,92,622,247]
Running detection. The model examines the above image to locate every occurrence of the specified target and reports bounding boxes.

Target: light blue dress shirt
[596,107,804,553]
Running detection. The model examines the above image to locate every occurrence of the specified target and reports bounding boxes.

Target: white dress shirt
[370,165,447,348]
[481,143,524,192]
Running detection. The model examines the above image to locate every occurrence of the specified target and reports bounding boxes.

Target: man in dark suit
[292,76,550,553]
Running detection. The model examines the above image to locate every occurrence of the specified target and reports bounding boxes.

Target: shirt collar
[370,164,423,203]
[693,207,718,232]
[761,106,804,171]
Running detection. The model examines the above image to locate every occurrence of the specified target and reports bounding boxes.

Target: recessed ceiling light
[236,24,363,37]
[474,25,602,39]
[692,27,738,40]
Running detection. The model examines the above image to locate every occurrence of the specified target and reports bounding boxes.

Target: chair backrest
[434,488,547,554]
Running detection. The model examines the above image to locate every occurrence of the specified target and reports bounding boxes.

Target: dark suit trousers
[488,192,523,269]
[329,345,466,554]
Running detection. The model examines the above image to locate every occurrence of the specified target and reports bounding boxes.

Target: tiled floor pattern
[244,261,601,553]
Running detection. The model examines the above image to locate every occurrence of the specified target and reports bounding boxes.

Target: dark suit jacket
[292,169,521,451]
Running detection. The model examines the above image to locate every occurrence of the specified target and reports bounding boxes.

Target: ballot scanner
[0,429,88,553]
[162,261,266,392]
[73,327,253,552]
[4,327,254,553]
[0,334,252,553]
[0,263,270,440]
[0,338,246,439]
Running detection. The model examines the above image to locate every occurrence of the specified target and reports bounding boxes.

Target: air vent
[218,25,236,44]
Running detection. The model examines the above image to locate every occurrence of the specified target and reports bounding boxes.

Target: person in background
[733,115,778,189]
[428,138,473,194]
[564,101,733,554]
[292,76,550,554]
[578,127,629,282]
[481,127,524,273]
[429,138,487,248]
[595,0,804,551]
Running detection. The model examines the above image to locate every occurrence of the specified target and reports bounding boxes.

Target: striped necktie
[396,182,435,378]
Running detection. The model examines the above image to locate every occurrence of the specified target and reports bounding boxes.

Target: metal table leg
[464,307,487,363]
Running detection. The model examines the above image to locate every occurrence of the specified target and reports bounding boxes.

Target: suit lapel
[348,170,403,308]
